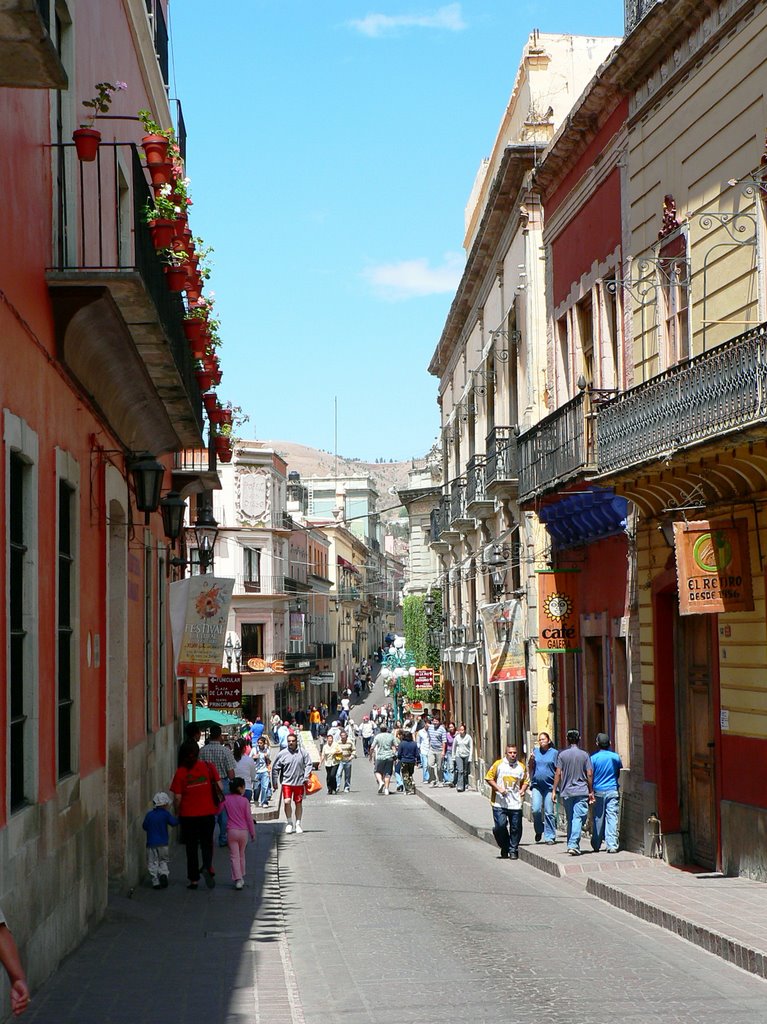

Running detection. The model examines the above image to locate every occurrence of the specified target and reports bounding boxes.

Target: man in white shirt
[485,744,529,860]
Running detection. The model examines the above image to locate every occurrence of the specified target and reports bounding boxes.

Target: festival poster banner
[535,569,581,653]
[289,610,304,642]
[479,599,526,683]
[208,675,242,711]
[172,576,234,677]
[674,519,754,615]
[414,668,434,691]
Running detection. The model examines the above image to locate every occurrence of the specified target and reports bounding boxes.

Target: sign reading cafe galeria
[673,519,754,615]
[536,569,581,654]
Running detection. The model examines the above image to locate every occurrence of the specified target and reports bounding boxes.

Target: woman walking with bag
[321,733,340,795]
[170,740,221,889]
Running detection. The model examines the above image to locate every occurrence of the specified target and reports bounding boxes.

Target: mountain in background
[262,439,429,522]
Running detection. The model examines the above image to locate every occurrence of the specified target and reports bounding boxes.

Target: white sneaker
[295,823,304,834]
[344,787,350,793]
[285,822,294,834]
[384,788,390,795]
[234,880,244,890]
[377,782,385,794]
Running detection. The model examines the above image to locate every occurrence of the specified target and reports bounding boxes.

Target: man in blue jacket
[590,733,623,853]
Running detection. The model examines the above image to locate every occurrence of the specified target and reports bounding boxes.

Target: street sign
[414,668,434,691]
[208,675,242,710]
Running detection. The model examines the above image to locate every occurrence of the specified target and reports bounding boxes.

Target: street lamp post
[194,505,219,574]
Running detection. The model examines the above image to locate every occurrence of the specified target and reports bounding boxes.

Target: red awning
[337,556,359,575]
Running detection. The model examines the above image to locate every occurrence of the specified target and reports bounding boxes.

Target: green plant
[159,246,190,268]
[143,183,182,223]
[138,108,175,141]
[80,80,127,127]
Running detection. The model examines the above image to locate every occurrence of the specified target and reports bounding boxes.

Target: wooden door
[678,614,717,869]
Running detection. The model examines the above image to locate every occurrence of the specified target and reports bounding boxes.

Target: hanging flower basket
[164,265,187,292]
[141,133,169,166]
[195,369,214,392]
[148,218,175,249]
[208,404,226,426]
[220,408,234,428]
[202,391,218,415]
[72,127,101,162]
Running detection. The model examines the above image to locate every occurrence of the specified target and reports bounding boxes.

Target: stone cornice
[428,144,537,379]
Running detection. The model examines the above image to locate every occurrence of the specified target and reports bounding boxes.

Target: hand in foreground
[11,979,30,1016]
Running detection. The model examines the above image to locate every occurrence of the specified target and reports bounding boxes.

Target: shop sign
[208,675,242,710]
[480,599,526,681]
[172,576,234,677]
[414,668,434,691]
[674,519,754,615]
[308,673,334,686]
[535,569,581,654]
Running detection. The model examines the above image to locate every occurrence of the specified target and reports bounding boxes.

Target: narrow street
[21,683,767,1024]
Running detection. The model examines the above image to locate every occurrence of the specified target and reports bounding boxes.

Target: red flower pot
[201,354,218,374]
[172,216,188,242]
[73,127,101,162]
[202,391,218,415]
[210,368,222,387]
[141,133,169,166]
[183,318,205,352]
[149,218,175,249]
[220,409,234,428]
[195,369,214,392]
[214,436,233,463]
[148,162,173,187]
[209,406,226,426]
[165,265,187,292]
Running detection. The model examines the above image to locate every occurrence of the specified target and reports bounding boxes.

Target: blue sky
[169,1,624,461]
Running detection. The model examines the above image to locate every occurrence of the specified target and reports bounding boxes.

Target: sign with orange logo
[172,576,234,677]
[674,519,753,615]
[479,599,526,682]
[536,569,581,653]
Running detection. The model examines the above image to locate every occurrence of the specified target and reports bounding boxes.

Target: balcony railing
[450,477,468,524]
[466,455,487,506]
[518,392,594,504]
[234,574,288,595]
[173,448,212,473]
[314,642,336,659]
[49,142,202,437]
[485,426,519,489]
[597,322,767,476]
[270,510,292,531]
[430,496,451,543]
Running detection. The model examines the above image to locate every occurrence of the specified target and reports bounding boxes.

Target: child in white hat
[142,792,178,889]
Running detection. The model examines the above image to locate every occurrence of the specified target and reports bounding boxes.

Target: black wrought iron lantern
[159,490,186,542]
[129,453,165,521]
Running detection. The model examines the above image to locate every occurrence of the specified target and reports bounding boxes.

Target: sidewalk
[416,780,767,980]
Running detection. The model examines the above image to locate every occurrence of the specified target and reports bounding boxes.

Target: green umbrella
[186,704,243,729]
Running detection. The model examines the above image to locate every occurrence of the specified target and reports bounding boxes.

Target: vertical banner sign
[172,576,234,677]
[536,569,581,653]
[208,675,242,711]
[289,610,304,642]
[479,599,526,683]
[674,519,753,615]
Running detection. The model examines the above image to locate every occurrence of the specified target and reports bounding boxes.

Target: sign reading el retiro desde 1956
[673,519,754,615]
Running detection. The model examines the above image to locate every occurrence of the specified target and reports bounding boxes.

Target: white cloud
[363,252,464,300]
[348,3,466,38]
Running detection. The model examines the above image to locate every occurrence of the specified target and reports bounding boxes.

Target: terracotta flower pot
[148,162,173,187]
[172,216,188,242]
[148,218,175,249]
[220,409,234,428]
[209,406,226,426]
[202,391,218,415]
[183,317,205,351]
[73,127,101,162]
[165,265,187,292]
[141,133,169,166]
[201,354,218,374]
[210,368,222,387]
[214,436,233,463]
[195,369,214,392]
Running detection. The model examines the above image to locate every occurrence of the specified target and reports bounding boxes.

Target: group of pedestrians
[487,729,623,860]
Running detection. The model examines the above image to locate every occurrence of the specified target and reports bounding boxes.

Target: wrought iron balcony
[429,496,451,545]
[517,392,595,505]
[234,574,288,595]
[314,642,336,659]
[485,426,519,497]
[466,454,494,516]
[597,322,767,477]
[171,447,221,496]
[47,142,203,451]
[625,0,662,33]
[450,477,472,529]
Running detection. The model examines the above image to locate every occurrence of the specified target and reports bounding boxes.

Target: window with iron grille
[9,453,28,809]
[57,479,75,778]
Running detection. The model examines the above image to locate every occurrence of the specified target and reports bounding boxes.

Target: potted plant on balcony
[73,80,127,161]
[144,185,181,249]
[202,391,218,417]
[161,247,190,292]
[214,433,233,464]
[195,368,215,392]
[183,312,208,357]
[138,109,173,167]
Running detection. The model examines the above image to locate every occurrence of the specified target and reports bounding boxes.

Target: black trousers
[325,764,339,793]
[181,815,215,882]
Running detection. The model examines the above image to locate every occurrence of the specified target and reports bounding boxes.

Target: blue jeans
[492,806,522,855]
[420,751,429,782]
[393,765,404,790]
[339,761,352,790]
[253,773,271,806]
[563,795,589,850]
[531,785,556,841]
[216,779,231,845]
[454,755,470,791]
[591,790,619,851]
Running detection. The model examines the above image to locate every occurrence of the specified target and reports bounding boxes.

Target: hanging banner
[289,610,304,642]
[674,519,754,615]
[536,569,581,653]
[479,599,526,683]
[172,576,234,677]
[208,675,242,711]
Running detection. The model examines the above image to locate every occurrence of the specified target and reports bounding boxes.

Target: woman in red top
[170,740,221,889]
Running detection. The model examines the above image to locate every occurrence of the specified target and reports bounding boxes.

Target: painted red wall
[550,168,622,309]
[560,533,629,617]
[720,735,767,807]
